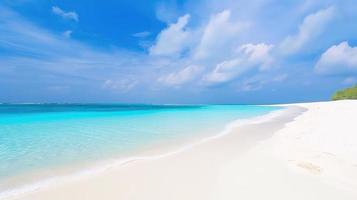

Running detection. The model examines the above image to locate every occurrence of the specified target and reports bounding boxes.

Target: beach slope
[11,100,357,200]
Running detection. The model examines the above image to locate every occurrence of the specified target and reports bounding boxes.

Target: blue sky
[1,0,357,104]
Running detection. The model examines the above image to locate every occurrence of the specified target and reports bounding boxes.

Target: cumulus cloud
[158,65,202,86]
[150,9,256,87]
[149,14,191,56]
[204,43,274,84]
[280,6,335,54]
[194,10,246,60]
[52,6,79,22]
[315,41,357,75]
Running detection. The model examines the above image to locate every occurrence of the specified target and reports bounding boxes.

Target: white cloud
[238,43,274,70]
[204,58,245,84]
[158,65,202,86]
[315,41,357,75]
[149,14,191,56]
[194,10,246,60]
[132,31,151,38]
[150,9,255,87]
[52,6,79,22]
[280,6,335,54]
[204,43,274,84]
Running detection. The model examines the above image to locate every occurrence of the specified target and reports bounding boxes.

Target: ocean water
[0,104,280,185]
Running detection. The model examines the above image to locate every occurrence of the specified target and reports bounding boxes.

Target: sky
[1,0,357,104]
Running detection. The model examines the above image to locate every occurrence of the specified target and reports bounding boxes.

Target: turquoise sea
[0,104,280,188]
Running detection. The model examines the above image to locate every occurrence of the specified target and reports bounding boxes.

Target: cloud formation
[149,14,191,56]
[150,10,256,87]
[52,6,79,22]
[204,43,274,85]
[2,0,357,103]
[158,65,202,86]
[315,41,357,75]
[280,6,335,54]
[194,10,246,61]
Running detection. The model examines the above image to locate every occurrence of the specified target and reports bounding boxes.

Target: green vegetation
[332,85,357,100]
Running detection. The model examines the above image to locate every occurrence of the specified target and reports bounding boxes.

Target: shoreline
[4,101,357,200]
[0,105,296,200]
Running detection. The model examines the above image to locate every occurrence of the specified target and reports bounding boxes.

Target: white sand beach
[7,100,357,200]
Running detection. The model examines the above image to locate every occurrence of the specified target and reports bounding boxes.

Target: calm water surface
[0,104,280,181]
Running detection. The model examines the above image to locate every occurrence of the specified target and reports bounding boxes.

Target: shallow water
[0,104,280,182]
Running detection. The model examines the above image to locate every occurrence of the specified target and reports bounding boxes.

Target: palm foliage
[332,85,357,100]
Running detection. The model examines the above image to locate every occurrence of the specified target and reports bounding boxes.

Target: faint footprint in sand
[297,161,322,175]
